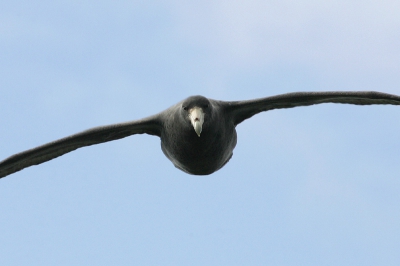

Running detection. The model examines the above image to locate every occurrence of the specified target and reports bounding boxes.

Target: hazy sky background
[1,1,400,265]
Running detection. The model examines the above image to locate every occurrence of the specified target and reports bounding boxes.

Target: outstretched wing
[224,91,400,125]
[0,115,162,178]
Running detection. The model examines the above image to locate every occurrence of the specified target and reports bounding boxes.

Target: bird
[1,91,400,178]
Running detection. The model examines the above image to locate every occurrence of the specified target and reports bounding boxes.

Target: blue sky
[1,1,400,265]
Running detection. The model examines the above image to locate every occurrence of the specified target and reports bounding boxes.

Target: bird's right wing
[223,91,400,125]
[0,114,162,179]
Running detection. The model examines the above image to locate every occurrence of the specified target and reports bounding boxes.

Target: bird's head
[181,96,211,137]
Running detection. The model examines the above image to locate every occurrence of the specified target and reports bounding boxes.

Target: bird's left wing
[0,115,162,179]
[223,91,400,125]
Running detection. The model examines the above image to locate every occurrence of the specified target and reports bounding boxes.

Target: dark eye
[204,104,209,108]
[183,106,188,111]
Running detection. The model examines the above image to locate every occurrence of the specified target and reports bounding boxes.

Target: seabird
[1,91,400,178]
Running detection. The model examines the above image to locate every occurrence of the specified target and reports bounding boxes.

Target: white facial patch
[189,107,204,137]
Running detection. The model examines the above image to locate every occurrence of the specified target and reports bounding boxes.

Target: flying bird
[1,91,400,178]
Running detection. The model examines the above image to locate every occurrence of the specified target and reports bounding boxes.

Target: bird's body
[1,91,400,178]
[160,96,237,175]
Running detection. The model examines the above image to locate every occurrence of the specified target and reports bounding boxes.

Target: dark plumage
[1,91,400,178]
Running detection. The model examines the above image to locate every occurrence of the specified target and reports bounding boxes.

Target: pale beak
[189,107,204,137]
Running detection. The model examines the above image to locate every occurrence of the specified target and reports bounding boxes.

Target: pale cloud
[172,0,400,72]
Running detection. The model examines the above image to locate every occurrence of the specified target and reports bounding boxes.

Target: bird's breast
[160,125,237,175]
